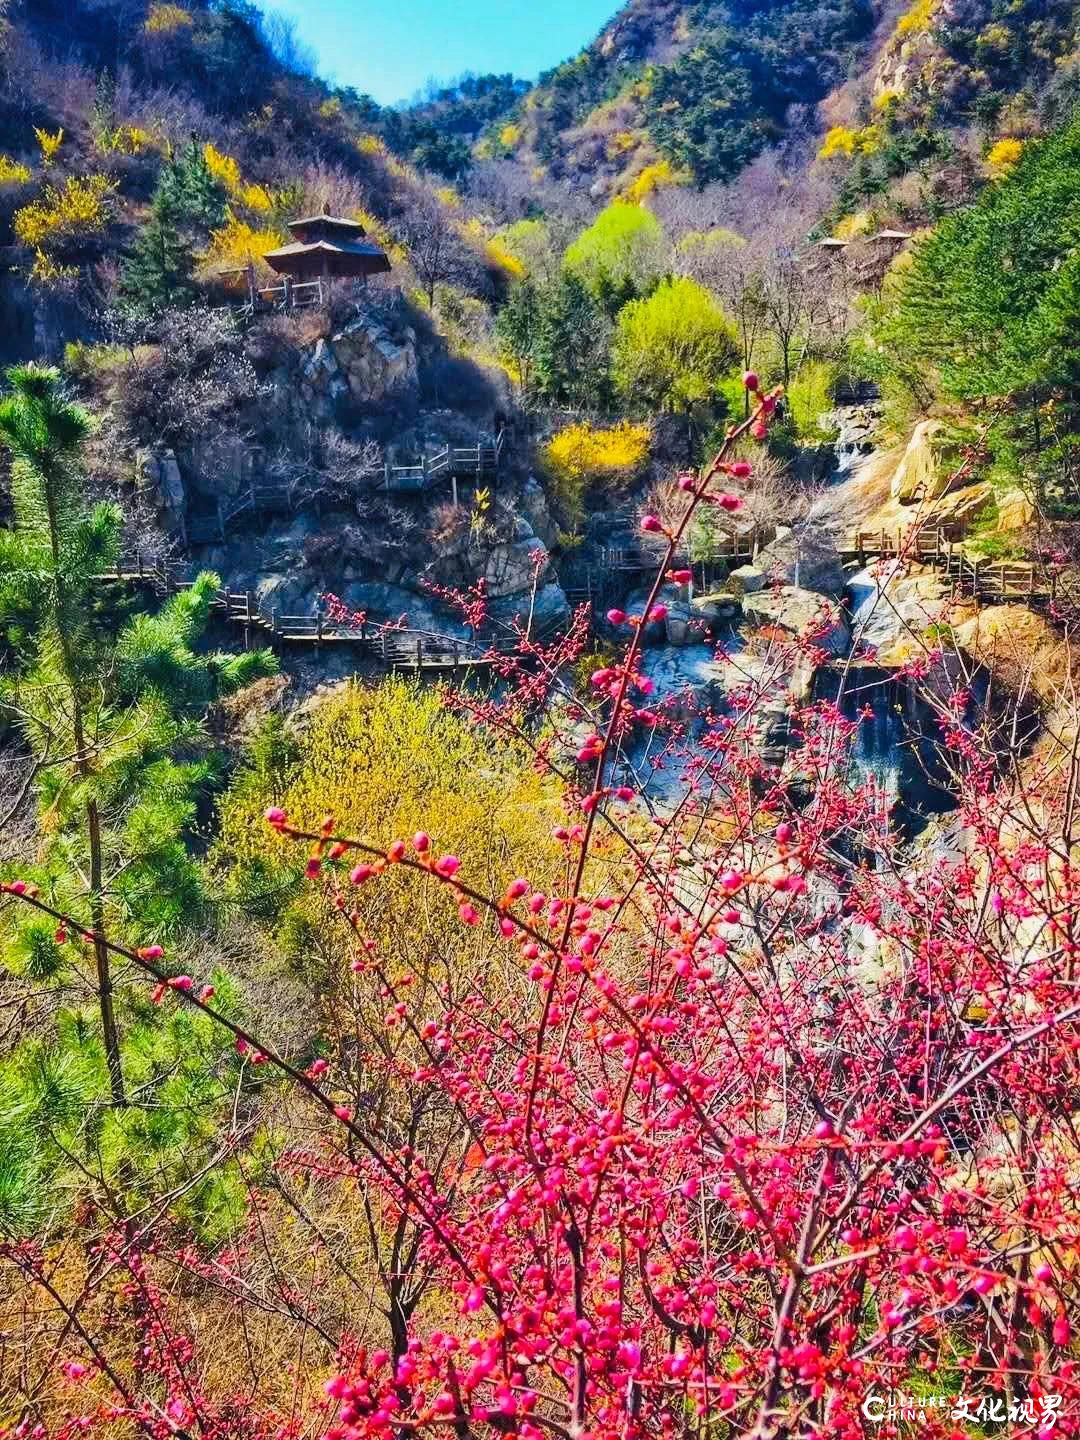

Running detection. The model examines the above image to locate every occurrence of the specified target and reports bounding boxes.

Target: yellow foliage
[484,238,526,279]
[541,421,651,531]
[33,127,63,166]
[144,2,194,33]
[216,679,566,965]
[0,155,31,185]
[238,182,274,212]
[357,134,388,157]
[203,142,242,193]
[819,124,879,160]
[896,0,935,37]
[13,174,114,250]
[833,211,873,240]
[435,185,462,209]
[873,88,903,110]
[28,249,77,288]
[498,122,521,148]
[986,137,1024,175]
[818,126,858,160]
[318,97,344,120]
[607,131,638,160]
[96,124,155,155]
[622,159,679,203]
[203,212,285,271]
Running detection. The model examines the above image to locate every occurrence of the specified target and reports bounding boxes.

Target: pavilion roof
[264,236,392,276]
[287,212,368,236]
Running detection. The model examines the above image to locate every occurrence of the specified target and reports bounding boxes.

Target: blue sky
[268,0,620,105]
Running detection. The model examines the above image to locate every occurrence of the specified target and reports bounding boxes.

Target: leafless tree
[265,428,383,508]
[391,194,481,307]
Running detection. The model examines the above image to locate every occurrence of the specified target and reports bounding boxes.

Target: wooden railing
[381,430,506,493]
[842,523,967,560]
[599,527,767,571]
[93,556,559,669]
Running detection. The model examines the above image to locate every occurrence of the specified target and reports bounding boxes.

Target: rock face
[727,564,766,597]
[294,307,419,420]
[520,477,559,548]
[890,420,966,504]
[848,563,959,665]
[954,605,1068,706]
[742,587,851,657]
[755,528,846,596]
[135,447,186,532]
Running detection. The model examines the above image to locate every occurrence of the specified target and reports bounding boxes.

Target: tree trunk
[88,797,126,1107]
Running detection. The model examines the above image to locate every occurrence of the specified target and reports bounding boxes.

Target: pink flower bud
[168,975,193,991]
[719,870,744,892]
[775,822,794,844]
[434,855,461,877]
[606,608,626,625]
[309,1058,329,1077]
[138,945,164,960]
[350,864,375,884]
[333,1105,352,1123]
[198,984,215,1002]
[650,604,668,621]
[718,493,742,512]
[1053,1315,1070,1346]
[669,568,692,583]
[459,902,480,925]
[305,858,321,879]
[640,514,663,534]
[730,461,752,479]
[265,806,287,827]
[506,878,529,900]
[413,831,430,852]
[750,421,768,441]
[743,370,760,392]
[678,474,696,491]
[388,839,406,862]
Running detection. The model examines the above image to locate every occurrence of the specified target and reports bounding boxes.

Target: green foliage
[563,203,668,314]
[497,273,613,409]
[612,276,738,413]
[119,212,195,313]
[873,110,1080,400]
[644,0,874,184]
[154,138,229,236]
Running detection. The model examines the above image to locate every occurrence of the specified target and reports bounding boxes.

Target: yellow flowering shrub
[318,97,343,120]
[435,185,462,209]
[622,160,678,203]
[216,678,566,964]
[818,125,880,161]
[203,213,285,272]
[13,175,114,250]
[0,156,31,185]
[986,137,1024,175]
[896,0,935,37]
[203,143,242,193]
[356,134,388,157]
[833,210,873,240]
[34,127,63,166]
[873,88,903,111]
[144,3,194,33]
[498,122,521,148]
[484,238,526,279]
[541,421,651,530]
[95,124,155,155]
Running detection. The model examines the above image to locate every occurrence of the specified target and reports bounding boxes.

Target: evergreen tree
[0,366,275,1106]
[155,138,229,235]
[532,274,613,410]
[119,212,195,314]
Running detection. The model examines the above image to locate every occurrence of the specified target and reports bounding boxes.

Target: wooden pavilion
[250,213,391,309]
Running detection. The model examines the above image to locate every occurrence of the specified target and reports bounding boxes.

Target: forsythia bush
[987,136,1024,175]
[203,143,273,212]
[896,0,936,36]
[13,174,114,250]
[143,2,194,33]
[217,678,565,968]
[0,155,31,185]
[33,126,63,166]
[202,212,285,271]
[622,159,678,203]
[818,124,880,160]
[541,421,651,528]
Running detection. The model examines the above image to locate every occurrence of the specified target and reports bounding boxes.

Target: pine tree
[155,138,229,234]
[0,366,276,1106]
[119,211,195,313]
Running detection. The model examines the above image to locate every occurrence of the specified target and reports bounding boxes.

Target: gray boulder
[756,527,846,596]
[742,586,851,657]
[727,564,766,597]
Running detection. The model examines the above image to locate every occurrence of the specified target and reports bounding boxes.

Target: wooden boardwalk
[185,432,508,544]
[93,557,550,672]
[841,522,1054,605]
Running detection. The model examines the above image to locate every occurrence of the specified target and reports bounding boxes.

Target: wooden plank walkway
[92,557,552,672]
[841,522,1054,605]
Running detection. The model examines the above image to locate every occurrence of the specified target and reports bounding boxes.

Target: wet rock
[755,528,847,597]
[848,563,955,664]
[520,477,559,548]
[742,586,851,657]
